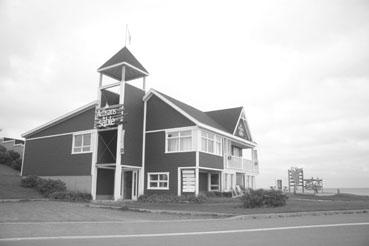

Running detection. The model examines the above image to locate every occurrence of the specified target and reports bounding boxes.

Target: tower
[92,47,148,201]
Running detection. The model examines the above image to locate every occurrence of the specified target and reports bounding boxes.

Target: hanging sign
[95,104,124,129]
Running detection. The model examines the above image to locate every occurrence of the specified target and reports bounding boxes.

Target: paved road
[0,212,368,246]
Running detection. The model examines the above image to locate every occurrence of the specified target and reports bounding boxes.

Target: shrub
[242,189,288,208]
[138,193,207,203]
[49,191,92,201]
[8,150,20,161]
[21,175,41,188]
[36,178,67,196]
[10,158,22,171]
[0,151,11,166]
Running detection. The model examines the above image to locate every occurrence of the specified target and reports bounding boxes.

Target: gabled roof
[98,47,148,81]
[144,89,256,147]
[205,107,243,134]
[155,91,228,132]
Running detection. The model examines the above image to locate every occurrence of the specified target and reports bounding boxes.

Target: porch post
[114,66,126,201]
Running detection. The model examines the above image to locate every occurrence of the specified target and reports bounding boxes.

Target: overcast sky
[1,0,368,188]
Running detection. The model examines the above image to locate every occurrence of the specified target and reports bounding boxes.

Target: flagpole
[125,24,128,46]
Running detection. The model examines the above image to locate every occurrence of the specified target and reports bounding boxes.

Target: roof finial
[124,24,131,47]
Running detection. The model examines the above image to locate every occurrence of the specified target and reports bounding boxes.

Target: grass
[95,193,369,216]
[0,165,43,199]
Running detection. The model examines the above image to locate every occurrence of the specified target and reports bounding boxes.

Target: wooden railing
[226,156,259,174]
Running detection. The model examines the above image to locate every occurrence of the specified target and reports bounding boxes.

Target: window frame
[147,172,170,190]
[165,129,193,153]
[200,130,223,156]
[71,131,93,154]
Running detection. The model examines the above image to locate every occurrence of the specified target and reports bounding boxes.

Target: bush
[242,189,288,208]
[138,193,207,203]
[204,191,233,198]
[0,147,22,171]
[36,178,67,196]
[10,158,22,171]
[21,175,41,188]
[49,191,92,201]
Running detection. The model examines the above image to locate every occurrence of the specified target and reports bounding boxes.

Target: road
[0,212,368,246]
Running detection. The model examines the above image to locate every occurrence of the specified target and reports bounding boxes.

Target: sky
[1,0,368,188]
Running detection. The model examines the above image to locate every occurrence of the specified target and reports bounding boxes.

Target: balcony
[226,156,259,174]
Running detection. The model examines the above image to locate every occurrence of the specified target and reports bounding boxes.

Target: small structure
[304,177,323,194]
[288,167,304,193]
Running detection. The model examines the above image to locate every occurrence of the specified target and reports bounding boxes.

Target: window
[210,173,220,191]
[166,130,192,152]
[232,146,242,157]
[147,172,169,190]
[72,132,92,154]
[201,130,222,156]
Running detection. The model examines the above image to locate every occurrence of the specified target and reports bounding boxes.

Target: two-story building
[21,46,258,200]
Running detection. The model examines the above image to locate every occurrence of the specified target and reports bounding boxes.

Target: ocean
[322,188,369,196]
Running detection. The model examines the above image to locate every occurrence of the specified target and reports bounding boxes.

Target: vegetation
[21,175,91,201]
[242,189,288,208]
[138,193,208,203]
[0,145,22,171]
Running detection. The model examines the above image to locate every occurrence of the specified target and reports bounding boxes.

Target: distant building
[0,137,24,156]
[21,46,259,200]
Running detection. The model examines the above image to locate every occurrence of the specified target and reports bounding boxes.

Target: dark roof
[99,47,148,73]
[205,107,243,134]
[155,91,241,134]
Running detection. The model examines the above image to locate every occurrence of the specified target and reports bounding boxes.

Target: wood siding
[199,152,223,169]
[144,131,195,194]
[28,107,96,139]
[146,95,195,131]
[22,135,92,176]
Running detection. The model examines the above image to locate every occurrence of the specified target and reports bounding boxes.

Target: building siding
[28,107,96,139]
[22,135,92,176]
[199,152,223,169]
[146,95,195,131]
[121,84,145,166]
[144,131,196,194]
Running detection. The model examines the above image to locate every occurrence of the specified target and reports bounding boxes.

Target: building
[21,47,259,200]
[0,137,24,156]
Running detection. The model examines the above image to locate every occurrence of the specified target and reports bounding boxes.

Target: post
[91,73,103,200]
[142,76,146,91]
[114,66,126,200]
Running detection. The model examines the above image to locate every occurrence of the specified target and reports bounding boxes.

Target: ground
[0,165,42,200]
[1,165,369,245]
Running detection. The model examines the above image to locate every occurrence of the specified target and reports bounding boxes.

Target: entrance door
[123,171,132,200]
[122,170,138,200]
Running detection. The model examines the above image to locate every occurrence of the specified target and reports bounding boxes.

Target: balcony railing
[226,156,259,174]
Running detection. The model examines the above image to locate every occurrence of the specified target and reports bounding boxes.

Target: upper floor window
[232,146,242,157]
[201,130,222,156]
[166,130,192,153]
[72,132,92,154]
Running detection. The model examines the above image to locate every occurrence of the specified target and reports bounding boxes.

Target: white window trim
[147,172,170,190]
[165,128,195,153]
[71,130,93,154]
[200,130,223,157]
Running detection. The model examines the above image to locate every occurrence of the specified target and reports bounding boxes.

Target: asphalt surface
[0,212,368,246]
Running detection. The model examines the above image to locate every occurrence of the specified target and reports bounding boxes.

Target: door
[123,171,132,200]
[131,170,138,200]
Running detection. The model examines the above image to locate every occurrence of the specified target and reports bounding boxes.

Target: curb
[87,204,234,218]
[86,203,369,219]
[0,198,49,203]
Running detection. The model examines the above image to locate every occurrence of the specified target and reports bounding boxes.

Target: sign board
[95,104,124,129]
[182,169,195,193]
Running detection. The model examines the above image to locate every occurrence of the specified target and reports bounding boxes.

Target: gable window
[72,132,92,154]
[201,130,222,156]
[166,130,192,152]
[147,172,169,190]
